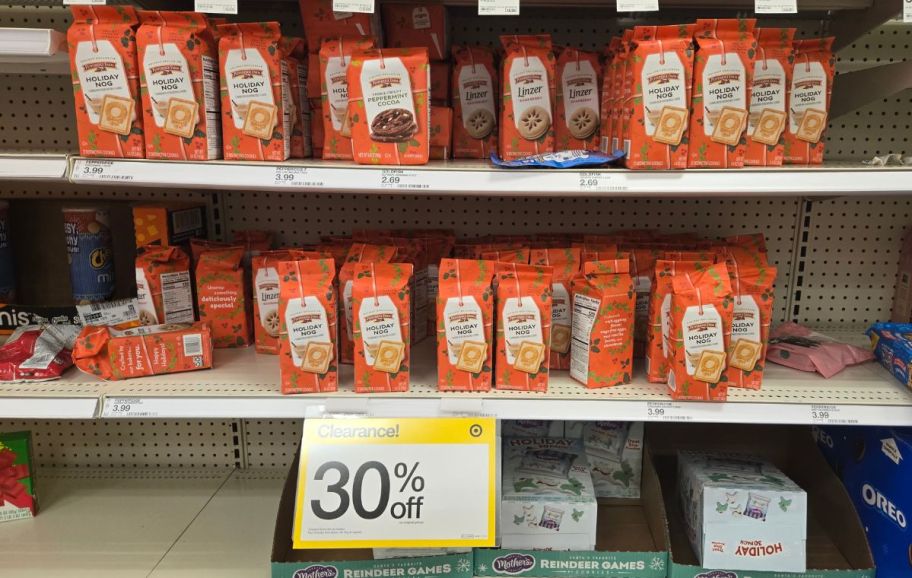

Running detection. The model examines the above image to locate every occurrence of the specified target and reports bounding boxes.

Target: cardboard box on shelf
[133,202,207,249]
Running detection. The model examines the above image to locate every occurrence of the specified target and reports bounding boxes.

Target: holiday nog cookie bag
[353,262,413,393]
[452,45,498,159]
[68,6,144,158]
[495,263,553,392]
[436,259,495,392]
[744,28,794,167]
[531,248,581,370]
[555,48,601,151]
[320,37,375,160]
[278,259,338,394]
[339,243,397,364]
[725,248,776,389]
[499,35,556,160]
[783,37,834,165]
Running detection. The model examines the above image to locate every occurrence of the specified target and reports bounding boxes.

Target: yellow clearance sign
[293,417,497,549]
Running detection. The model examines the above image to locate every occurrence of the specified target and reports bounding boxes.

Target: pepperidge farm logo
[492,553,535,574]
[294,565,339,578]
[861,483,907,528]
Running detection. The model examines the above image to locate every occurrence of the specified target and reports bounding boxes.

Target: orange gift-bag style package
[531,248,581,370]
[615,30,634,158]
[436,259,495,392]
[136,11,220,161]
[625,25,695,170]
[783,37,835,165]
[195,246,252,348]
[252,249,307,354]
[688,19,757,169]
[570,259,635,388]
[339,243,398,364]
[277,259,338,394]
[499,35,556,160]
[598,37,621,153]
[744,28,794,167]
[452,45,498,159]
[495,263,553,392]
[667,263,734,401]
[299,0,382,51]
[281,37,312,159]
[135,246,194,326]
[352,262,414,392]
[555,48,601,151]
[218,23,291,161]
[347,48,430,165]
[68,6,144,158]
[319,37,375,160]
[381,3,448,61]
[725,247,776,389]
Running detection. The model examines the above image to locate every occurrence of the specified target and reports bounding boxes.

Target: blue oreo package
[867,322,912,389]
[490,149,625,169]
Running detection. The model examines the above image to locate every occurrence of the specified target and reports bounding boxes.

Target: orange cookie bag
[452,45,498,159]
[319,36,375,160]
[277,258,338,394]
[555,48,601,151]
[531,248,581,370]
[339,243,398,364]
[725,247,776,390]
[436,259,495,392]
[352,262,414,393]
[195,246,251,348]
[499,35,556,160]
[744,28,795,167]
[252,249,308,354]
[783,37,835,165]
[495,263,553,392]
[135,246,194,326]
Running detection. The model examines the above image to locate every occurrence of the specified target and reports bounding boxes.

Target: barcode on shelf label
[183,333,203,357]
[194,0,237,14]
[76,298,140,327]
[754,0,797,13]
[333,0,374,13]
[103,398,157,418]
[379,169,427,190]
[478,0,519,15]
[617,0,658,12]
[73,159,134,182]
[578,171,627,193]
[645,401,691,421]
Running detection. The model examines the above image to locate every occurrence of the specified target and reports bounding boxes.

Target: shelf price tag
[273,166,313,188]
[333,0,374,13]
[194,0,236,14]
[905,0,912,22]
[478,0,520,15]
[577,171,626,193]
[379,169,426,190]
[293,417,496,549]
[72,159,134,183]
[63,0,106,5]
[810,404,856,425]
[754,0,797,14]
[102,397,157,418]
[616,0,659,12]
[645,401,691,422]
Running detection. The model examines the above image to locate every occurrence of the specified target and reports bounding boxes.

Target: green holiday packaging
[0,431,37,523]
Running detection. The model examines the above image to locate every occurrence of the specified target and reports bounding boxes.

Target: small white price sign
[273,167,309,187]
[379,169,426,190]
[63,0,105,5]
[645,401,691,422]
[72,159,135,183]
[905,0,912,22]
[103,397,158,418]
[478,0,520,15]
[810,404,840,424]
[578,171,626,193]
[293,418,496,549]
[195,0,237,14]
[617,0,659,12]
[333,0,374,13]
[754,0,797,14]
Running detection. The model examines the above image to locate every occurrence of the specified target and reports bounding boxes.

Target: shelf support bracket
[829,0,903,51]
[830,60,912,119]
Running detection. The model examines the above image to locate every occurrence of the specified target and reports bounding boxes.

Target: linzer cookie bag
[625,25,695,170]
[725,247,777,389]
[218,23,291,161]
[339,243,397,364]
[135,246,194,326]
[436,259,495,391]
[452,45,498,159]
[688,19,757,169]
[347,47,430,165]
[68,6,144,158]
[252,249,308,354]
[531,247,581,369]
[784,37,835,165]
[137,11,220,161]
[319,36,375,160]
[352,262,413,392]
[555,48,601,152]
[499,35,556,161]
[299,0,381,52]
[745,28,795,167]
[667,263,734,401]
[570,259,635,388]
[495,262,553,392]
[277,259,337,393]
[195,246,251,348]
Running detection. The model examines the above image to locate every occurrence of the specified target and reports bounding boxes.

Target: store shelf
[0,154,69,181]
[0,28,68,75]
[67,157,912,196]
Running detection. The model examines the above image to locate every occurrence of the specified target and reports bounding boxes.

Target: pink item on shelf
[766,322,874,378]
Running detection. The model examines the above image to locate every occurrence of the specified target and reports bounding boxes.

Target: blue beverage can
[63,207,114,304]
[0,201,16,302]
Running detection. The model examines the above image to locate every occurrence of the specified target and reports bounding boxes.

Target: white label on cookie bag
[682,304,724,375]
[343,279,354,340]
[788,60,826,134]
[255,266,280,328]
[412,6,431,29]
[732,295,761,343]
[325,55,350,131]
[702,53,746,136]
[74,40,133,125]
[224,48,273,129]
[142,42,195,128]
[570,292,599,382]
[358,295,403,365]
[458,63,496,131]
[561,59,599,127]
[443,296,485,364]
[135,267,158,324]
[160,270,193,324]
[551,282,570,326]
[509,56,552,129]
[360,57,416,136]
[286,296,330,367]
[748,59,786,134]
[641,51,687,136]
[502,297,542,365]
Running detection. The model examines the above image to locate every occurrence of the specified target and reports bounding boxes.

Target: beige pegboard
[242,419,302,469]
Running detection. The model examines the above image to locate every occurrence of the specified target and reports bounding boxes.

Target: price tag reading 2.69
[293,418,496,549]
[577,171,626,193]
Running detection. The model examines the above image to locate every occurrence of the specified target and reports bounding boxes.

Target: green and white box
[678,451,807,572]
[501,437,597,551]
[584,422,644,500]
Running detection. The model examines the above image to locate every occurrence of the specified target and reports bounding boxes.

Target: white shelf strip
[0,154,69,180]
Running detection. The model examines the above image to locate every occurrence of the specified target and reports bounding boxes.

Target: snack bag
[135,246,194,326]
[744,28,794,167]
[531,248,581,369]
[688,19,757,169]
[218,22,291,161]
[381,3,448,61]
[352,262,413,392]
[499,35,556,161]
[68,6,144,158]
[598,37,620,152]
[277,258,338,393]
[555,48,601,152]
[570,259,635,388]
[281,37,312,158]
[783,37,835,165]
[299,0,381,51]
[347,48,430,165]
[319,36,375,160]
[195,246,251,348]
[625,25,695,170]
[725,247,777,389]
[137,11,220,161]
[339,243,398,363]
[667,263,734,401]
[452,45,498,159]
[436,259,495,391]
[495,263,553,392]
[479,246,530,264]
[252,249,308,354]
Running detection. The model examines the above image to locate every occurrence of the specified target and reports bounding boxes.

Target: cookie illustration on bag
[452,45,498,158]
[499,35,556,160]
[555,48,601,151]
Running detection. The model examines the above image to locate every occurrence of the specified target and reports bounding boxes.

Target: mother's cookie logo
[294,565,338,578]
[695,572,738,578]
[493,553,535,574]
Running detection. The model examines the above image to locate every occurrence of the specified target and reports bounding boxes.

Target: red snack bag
[452,45,498,159]
[252,249,308,354]
[299,0,381,52]
[135,246,194,326]
[339,243,398,363]
[499,35,556,160]
[195,246,251,348]
[0,325,79,381]
[495,262,553,392]
[531,248,581,369]
[555,48,601,151]
[319,36,375,160]
[436,259,495,391]
[381,3,448,61]
[68,6,144,158]
[352,262,413,392]
[783,37,835,165]
[744,28,795,167]
[278,258,338,393]
[725,247,777,389]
